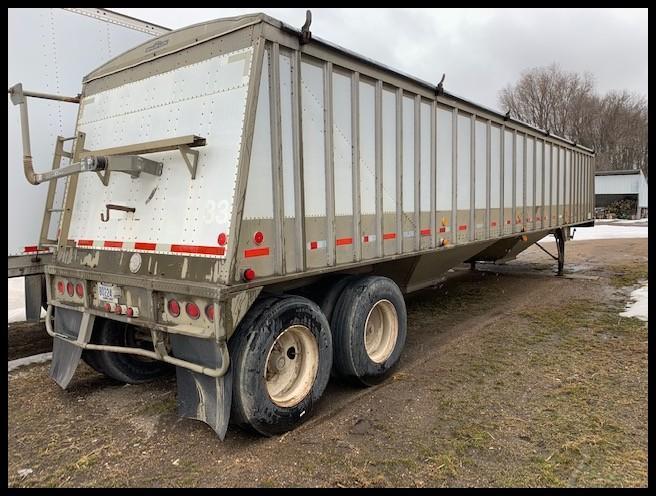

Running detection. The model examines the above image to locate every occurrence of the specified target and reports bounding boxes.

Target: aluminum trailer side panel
[233,25,595,289]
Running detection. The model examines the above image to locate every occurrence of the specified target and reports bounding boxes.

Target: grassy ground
[8,239,648,487]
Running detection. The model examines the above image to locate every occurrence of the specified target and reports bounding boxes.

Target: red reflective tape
[23,245,38,253]
[490,222,497,227]
[383,232,396,240]
[420,229,431,236]
[458,225,467,231]
[244,247,270,258]
[439,227,446,233]
[336,237,353,246]
[171,244,225,255]
[104,241,123,248]
[363,235,369,243]
[135,242,156,251]
[310,241,318,250]
[77,240,94,247]
[506,220,511,224]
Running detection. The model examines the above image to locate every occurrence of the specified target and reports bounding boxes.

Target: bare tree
[500,64,648,179]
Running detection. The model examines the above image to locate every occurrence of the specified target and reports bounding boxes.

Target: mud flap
[49,308,94,389]
[170,334,232,440]
[50,337,83,389]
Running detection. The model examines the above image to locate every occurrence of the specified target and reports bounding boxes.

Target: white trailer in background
[7,8,169,320]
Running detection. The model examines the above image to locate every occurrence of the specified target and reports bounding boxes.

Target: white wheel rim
[265,325,319,408]
[364,299,398,363]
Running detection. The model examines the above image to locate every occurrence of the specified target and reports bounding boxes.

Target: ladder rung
[48,208,64,212]
[61,151,72,158]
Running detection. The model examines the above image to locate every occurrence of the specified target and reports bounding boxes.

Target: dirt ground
[8,238,648,488]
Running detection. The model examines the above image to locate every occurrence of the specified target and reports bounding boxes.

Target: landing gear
[554,228,565,276]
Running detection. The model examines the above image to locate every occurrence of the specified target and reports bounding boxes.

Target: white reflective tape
[402,231,415,238]
[307,240,327,250]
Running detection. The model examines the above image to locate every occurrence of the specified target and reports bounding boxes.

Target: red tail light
[186,302,200,320]
[253,231,264,244]
[217,232,227,246]
[205,304,215,322]
[243,268,255,282]
[66,282,74,296]
[168,299,180,317]
[75,283,84,297]
[57,281,64,294]
[104,303,112,312]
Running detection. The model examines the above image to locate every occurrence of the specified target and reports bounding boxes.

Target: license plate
[97,282,121,303]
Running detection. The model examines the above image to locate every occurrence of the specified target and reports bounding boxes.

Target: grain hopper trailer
[8,12,595,439]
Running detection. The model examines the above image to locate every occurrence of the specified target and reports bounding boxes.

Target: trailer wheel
[88,318,171,384]
[331,276,407,386]
[230,295,332,436]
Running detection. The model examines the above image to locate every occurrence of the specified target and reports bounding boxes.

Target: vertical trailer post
[395,88,403,254]
[375,80,383,258]
[499,123,505,234]
[470,115,476,242]
[523,133,527,230]
[511,129,517,234]
[414,95,421,252]
[291,49,306,272]
[430,101,437,248]
[451,108,458,245]
[485,120,491,240]
[323,61,336,266]
[351,72,361,261]
[269,42,285,275]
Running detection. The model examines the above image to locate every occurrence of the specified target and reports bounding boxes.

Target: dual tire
[230,275,407,436]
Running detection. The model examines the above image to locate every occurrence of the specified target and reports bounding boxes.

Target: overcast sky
[111,8,648,110]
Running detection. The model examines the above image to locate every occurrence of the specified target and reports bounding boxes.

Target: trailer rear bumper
[45,305,230,382]
[46,304,234,439]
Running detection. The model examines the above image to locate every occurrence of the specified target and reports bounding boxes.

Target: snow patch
[620,283,648,322]
[542,224,648,242]
[8,352,53,372]
[8,277,46,323]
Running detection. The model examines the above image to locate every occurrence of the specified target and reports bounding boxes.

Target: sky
[110,8,648,111]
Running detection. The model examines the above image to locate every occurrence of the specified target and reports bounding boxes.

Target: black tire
[81,349,107,375]
[331,276,407,386]
[230,295,333,436]
[315,275,358,324]
[88,318,171,384]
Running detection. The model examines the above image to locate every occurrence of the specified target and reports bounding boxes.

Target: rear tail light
[104,303,112,312]
[75,283,84,297]
[126,306,139,318]
[66,282,74,296]
[253,231,264,244]
[168,299,180,317]
[243,268,256,282]
[186,302,200,320]
[205,304,215,322]
[115,304,123,315]
[57,281,64,294]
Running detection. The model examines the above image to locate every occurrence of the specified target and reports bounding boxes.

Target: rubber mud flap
[176,368,232,440]
[49,307,84,389]
[49,337,83,389]
[170,334,232,440]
